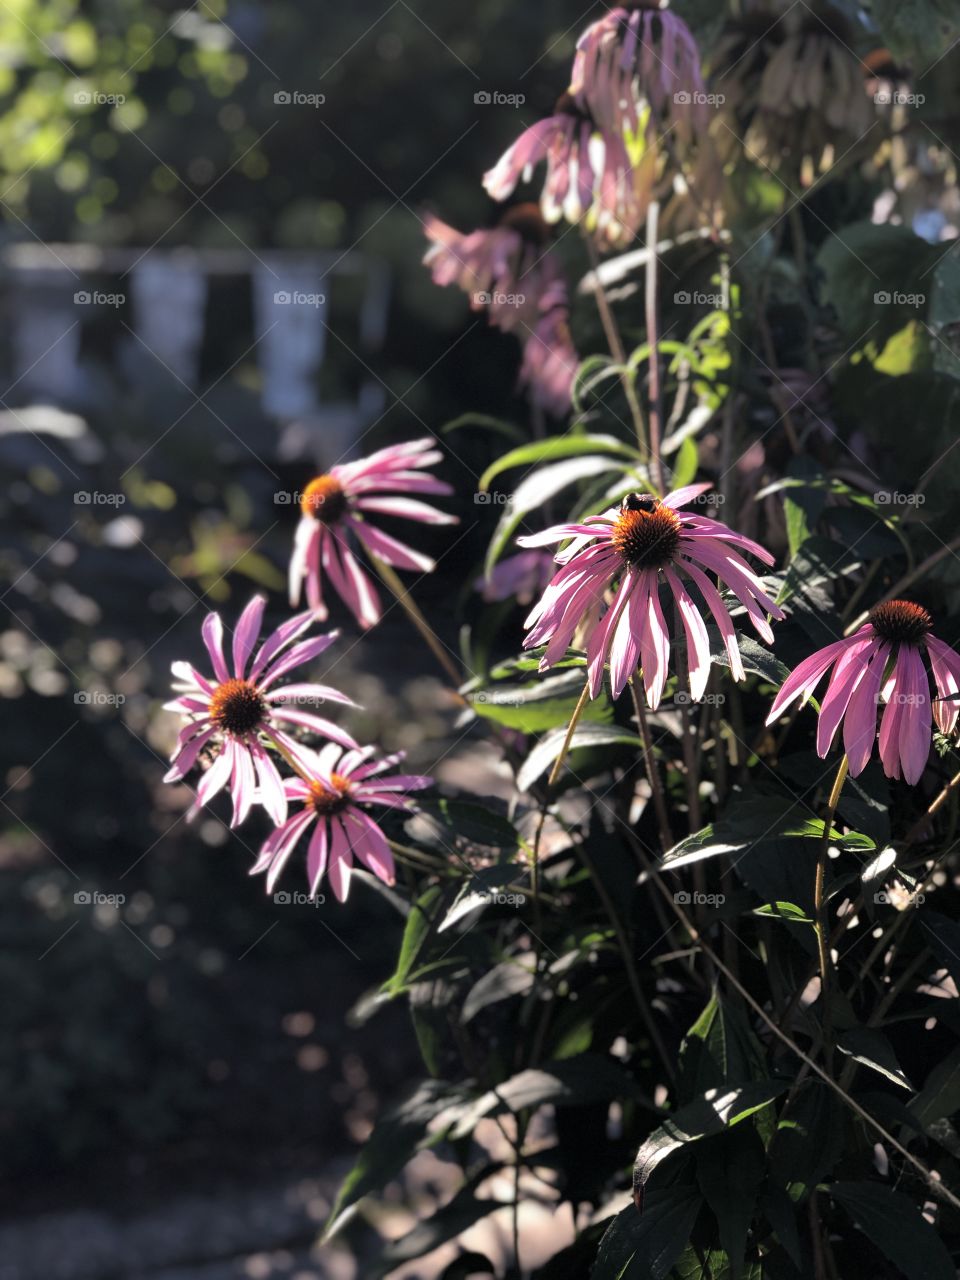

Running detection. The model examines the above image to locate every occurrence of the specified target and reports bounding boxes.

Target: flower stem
[367,551,465,693]
[644,201,666,496]
[815,754,848,1067]
[629,676,673,850]
[582,229,650,465]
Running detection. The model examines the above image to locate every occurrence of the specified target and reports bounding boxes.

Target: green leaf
[662,797,874,872]
[450,1054,649,1141]
[405,799,520,859]
[441,412,525,443]
[438,865,530,934]
[383,884,445,996]
[323,1079,471,1239]
[461,956,537,1023]
[484,455,630,575]
[479,434,638,490]
[517,723,644,792]
[830,1181,955,1280]
[918,910,960,987]
[671,434,699,489]
[753,902,814,924]
[836,1026,911,1090]
[910,1046,960,1144]
[761,1186,802,1268]
[470,668,613,733]
[873,0,960,63]
[769,1082,844,1201]
[678,991,768,1103]
[633,1081,787,1191]
[709,632,789,685]
[697,1126,766,1279]
[591,1189,702,1280]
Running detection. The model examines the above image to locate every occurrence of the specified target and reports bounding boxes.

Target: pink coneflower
[423,204,564,336]
[250,744,432,902]
[483,93,649,250]
[518,485,783,704]
[518,295,579,418]
[766,601,960,784]
[288,438,457,630]
[164,596,358,827]
[571,2,709,142]
[476,549,556,605]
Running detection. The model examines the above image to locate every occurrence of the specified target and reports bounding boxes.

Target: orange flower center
[301,475,348,523]
[307,773,352,816]
[868,599,932,644]
[611,496,682,569]
[208,678,267,736]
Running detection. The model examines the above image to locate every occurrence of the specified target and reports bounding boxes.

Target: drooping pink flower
[476,549,556,605]
[288,438,457,630]
[518,294,579,418]
[423,204,565,336]
[164,596,358,827]
[483,93,649,250]
[766,601,960,785]
[519,486,784,704]
[571,3,709,142]
[250,743,432,902]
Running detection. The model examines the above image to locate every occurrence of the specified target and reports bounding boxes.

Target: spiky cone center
[209,678,267,736]
[307,773,352,816]
[868,600,932,645]
[611,499,682,570]
[301,475,348,523]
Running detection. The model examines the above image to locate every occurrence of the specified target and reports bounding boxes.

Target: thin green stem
[367,550,465,692]
[644,200,666,495]
[629,676,673,850]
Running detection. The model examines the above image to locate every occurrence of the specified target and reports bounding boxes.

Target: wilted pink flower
[483,93,648,250]
[766,601,960,785]
[519,485,783,704]
[476,549,556,605]
[518,295,579,418]
[572,3,709,142]
[164,596,358,827]
[423,204,564,336]
[288,438,457,630]
[250,744,432,902]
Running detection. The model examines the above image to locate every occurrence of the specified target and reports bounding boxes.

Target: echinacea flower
[519,485,784,704]
[766,600,960,784]
[423,204,565,336]
[483,92,650,250]
[476,549,556,605]
[288,438,457,629]
[164,596,358,826]
[518,293,579,418]
[250,744,432,902]
[571,2,709,143]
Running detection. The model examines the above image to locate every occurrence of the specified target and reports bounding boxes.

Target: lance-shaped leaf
[479,433,638,490]
[591,1188,702,1280]
[518,723,643,793]
[830,1181,955,1280]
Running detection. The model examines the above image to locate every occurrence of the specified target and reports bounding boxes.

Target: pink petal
[926,634,960,735]
[898,645,932,785]
[202,612,230,683]
[766,631,871,724]
[250,608,318,682]
[259,634,339,689]
[197,740,234,806]
[307,819,330,895]
[352,495,457,525]
[843,641,889,775]
[815,638,876,758]
[665,567,711,702]
[351,519,435,573]
[326,818,353,902]
[231,595,266,680]
[641,583,670,710]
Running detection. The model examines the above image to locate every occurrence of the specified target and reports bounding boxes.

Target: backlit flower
[164,596,357,826]
[288,438,457,629]
[766,601,960,784]
[518,293,579,418]
[483,93,650,250]
[423,204,564,336]
[572,3,709,142]
[476,549,556,605]
[519,485,783,704]
[250,744,432,902]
